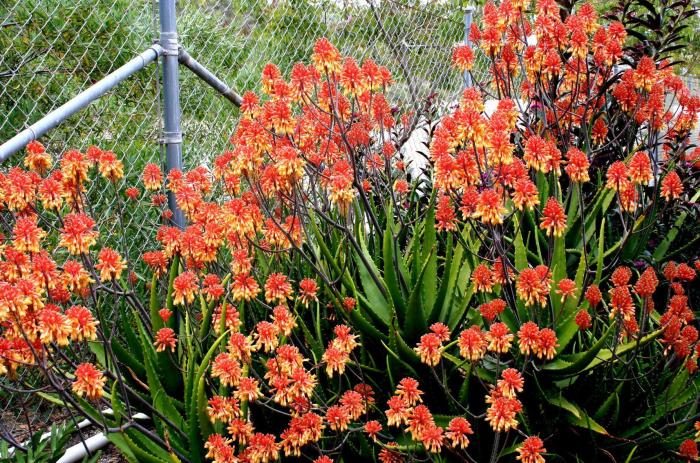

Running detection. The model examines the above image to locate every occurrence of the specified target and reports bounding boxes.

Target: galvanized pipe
[0,45,163,162]
[179,48,242,107]
[463,6,475,88]
[159,0,185,229]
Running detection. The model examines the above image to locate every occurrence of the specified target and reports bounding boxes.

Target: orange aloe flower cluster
[0,144,112,385]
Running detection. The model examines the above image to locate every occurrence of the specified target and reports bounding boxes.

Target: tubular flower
[378,443,404,463]
[65,305,98,341]
[512,179,540,210]
[518,322,540,356]
[605,161,628,191]
[13,216,46,254]
[565,148,590,182]
[627,151,653,185]
[474,189,506,225]
[312,38,342,74]
[264,273,293,304]
[254,321,280,352]
[297,278,318,307]
[72,363,106,401]
[487,322,514,353]
[142,163,163,190]
[435,195,457,231]
[322,345,349,377]
[421,424,444,453]
[555,278,577,302]
[415,333,443,366]
[479,299,507,321]
[232,273,260,302]
[142,250,168,277]
[534,328,558,360]
[485,391,521,432]
[154,327,177,352]
[452,45,475,71]
[471,263,494,292]
[25,140,52,175]
[575,309,592,330]
[59,213,98,255]
[446,417,473,449]
[679,439,698,461]
[497,368,524,397]
[172,271,199,306]
[37,306,71,345]
[516,266,552,306]
[326,405,351,432]
[95,247,126,282]
[609,285,634,321]
[207,396,240,424]
[584,284,602,307]
[97,150,124,182]
[386,395,410,427]
[517,436,547,463]
[611,266,632,286]
[635,267,658,298]
[396,377,423,405]
[661,171,683,201]
[211,353,242,387]
[364,420,383,442]
[63,260,94,293]
[459,325,488,361]
[539,197,567,237]
[247,433,280,463]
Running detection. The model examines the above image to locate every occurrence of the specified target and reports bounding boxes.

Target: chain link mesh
[0,0,486,444]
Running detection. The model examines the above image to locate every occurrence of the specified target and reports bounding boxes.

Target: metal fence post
[464,5,475,88]
[159,0,185,229]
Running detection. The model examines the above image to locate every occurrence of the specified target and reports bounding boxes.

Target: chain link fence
[0,0,484,254]
[0,0,483,445]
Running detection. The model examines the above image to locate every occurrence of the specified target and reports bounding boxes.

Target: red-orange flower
[72,363,106,400]
[584,284,602,307]
[97,150,124,182]
[540,197,567,237]
[312,38,342,74]
[517,436,546,463]
[364,420,383,442]
[485,390,521,432]
[661,170,683,200]
[446,417,473,449]
[173,271,199,306]
[555,278,577,302]
[575,309,592,330]
[65,305,98,341]
[415,333,443,366]
[95,247,126,282]
[154,327,177,352]
[143,163,163,190]
[60,213,98,255]
[565,148,590,182]
[459,325,488,361]
[298,278,318,307]
[487,322,513,353]
[232,273,260,302]
[475,189,506,225]
[452,45,475,71]
[25,141,52,175]
[628,151,652,185]
[13,216,46,254]
[472,263,494,292]
[264,273,293,304]
[517,266,552,306]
